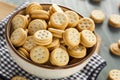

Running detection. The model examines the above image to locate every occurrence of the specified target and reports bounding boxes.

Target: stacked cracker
[10,2,97,67]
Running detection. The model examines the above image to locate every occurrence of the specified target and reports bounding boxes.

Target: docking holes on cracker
[108,69,120,80]
[10,2,97,67]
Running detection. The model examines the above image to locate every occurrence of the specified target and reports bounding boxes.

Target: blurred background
[0,0,120,80]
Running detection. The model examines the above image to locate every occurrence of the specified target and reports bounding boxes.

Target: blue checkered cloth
[0,2,106,80]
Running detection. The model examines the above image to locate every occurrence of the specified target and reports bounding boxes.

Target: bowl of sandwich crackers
[5,2,97,79]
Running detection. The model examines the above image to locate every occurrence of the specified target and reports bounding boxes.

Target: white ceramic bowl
[5,4,97,79]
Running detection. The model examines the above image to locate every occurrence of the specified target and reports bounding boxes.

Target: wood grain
[0,1,16,20]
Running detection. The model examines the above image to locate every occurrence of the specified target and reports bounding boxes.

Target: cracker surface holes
[50,12,68,30]
[81,30,96,47]
[77,18,95,31]
[63,28,80,47]
[30,46,49,64]
[10,28,27,47]
[65,11,79,28]
[68,45,87,58]
[108,69,120,80]
[34,30,52,40]
[50,48,69,66]
[12,15,28,30]
[28,19,47,35]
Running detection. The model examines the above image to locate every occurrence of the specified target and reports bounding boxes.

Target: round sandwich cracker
[26,2,43,14]
[49,4,64,15]
[30,46,49,64]
[28,19,47,35]
[90,10,105,23]
[50,12,68,30]
[18,47,30,59]
[81,30,96,47]
[65,10,79,28]
[77,17,95,31]
[109,14,120,28]
[10,28,27,47]
[23,36,37,51]
[68,45,86,58]
[30,10,49,20]
[110,43,120,56]
[63,28,80,47]
[12,15,28,30]
[50,48,69,66]
[108,69,120,80]
[48,28,64,38]
[33,30,53,45]
[45,38,59,49]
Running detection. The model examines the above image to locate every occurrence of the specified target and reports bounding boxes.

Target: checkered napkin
[0,2,106,80]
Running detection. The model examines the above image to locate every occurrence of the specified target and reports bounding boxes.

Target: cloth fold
[0,2,106,80]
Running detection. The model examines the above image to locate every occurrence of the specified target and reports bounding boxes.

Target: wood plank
[0,1,16,20]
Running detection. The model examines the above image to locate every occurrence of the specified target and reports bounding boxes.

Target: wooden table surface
[1,0,120,80]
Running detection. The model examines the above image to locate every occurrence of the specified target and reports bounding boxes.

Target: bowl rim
[5,4,97,69]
